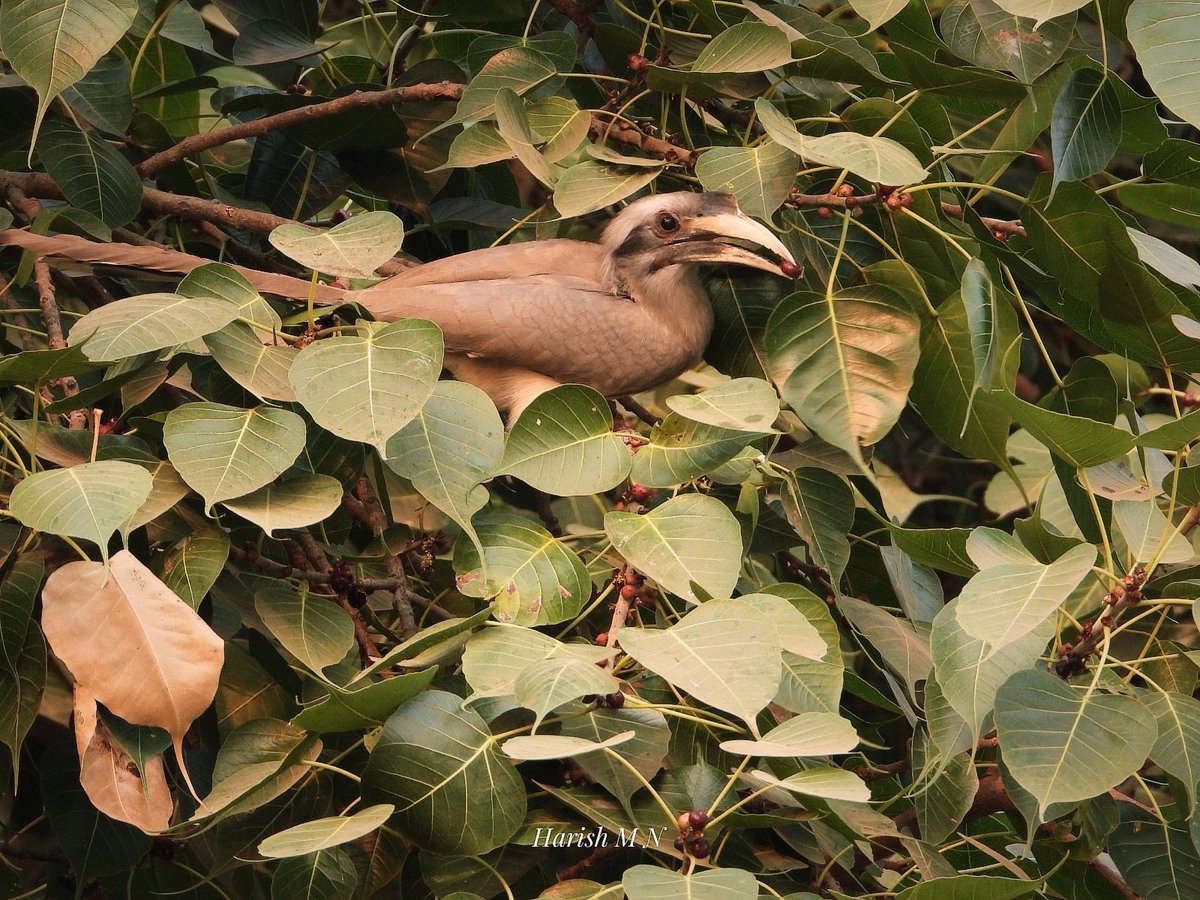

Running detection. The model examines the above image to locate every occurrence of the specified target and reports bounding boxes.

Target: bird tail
[0,229,347,303]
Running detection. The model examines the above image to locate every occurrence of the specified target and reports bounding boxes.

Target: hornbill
[0,192,799,415]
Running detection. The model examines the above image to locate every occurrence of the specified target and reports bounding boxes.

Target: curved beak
[675,212,798,277]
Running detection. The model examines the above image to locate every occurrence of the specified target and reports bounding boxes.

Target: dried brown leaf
[43,550,224,794]
[73,686,172,833]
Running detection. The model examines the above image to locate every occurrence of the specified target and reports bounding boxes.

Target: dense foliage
[2,0,1200,897]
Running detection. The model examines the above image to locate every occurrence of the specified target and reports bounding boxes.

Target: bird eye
[657,213,679,233]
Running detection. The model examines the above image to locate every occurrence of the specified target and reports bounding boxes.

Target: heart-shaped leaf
[618,599,781,733]
[268,211,404,277]
[10,460,152,561]
[42,550,224,791]
[361,690,526,855]
[995,669,1158,821]
[68,292,241,362]
[222,475,343,536]
[453,514,590,626]
[163,403,306,510]
[289,320,443,448]
[501,385,631,495]
[605,494,742,602]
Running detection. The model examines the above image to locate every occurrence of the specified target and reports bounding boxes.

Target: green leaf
[292,668,436,733]
[665,378,780,431]
[910,291,1016,465]
[36,119,141,227]
[362,690,526,855]
[180,262,280,331]
[991,0,1089,26]
[782,468,853,585]
[720,711,859,756]
[553,160,664,218]
[269,211,405,278]
[62,52,131,136]
[1128,0,1200,131]
[205,322,297,401]
[9,460,151,560]
[160,521,229,610]
[931,597,1055,741]
[630,413,767,488]
[461,624,611,699]
[1131,228,1200,291]
[0,618,44,785]
[622,865,758,900]
[756,99,928,185]
[453,514,590,626]
[692,21,792,73]
[941,0,1073,84]
[259,804,395,859]
[289,320,444,448]
[255,582,355,675]
[994,669,1158,821]
[494,88,554,187]
[847,0,908,29]
[1051,68,1121,195]
[270,848,358,900]
[442,122,512,169]
[0,0,139,152]
[384,381,504,555]
[222,475,343,536]
[746,767,871,802]
[1109,808,1200,900]
[196,718,323,820]
[558,708,670,814]
[837,596,932,694]
[694,140,798,220]
[896,875,1039,900]
[513,657,619,728]
[955,542,1095,648]
[992,391,1134,468]
[605,494,742,603]
[451,46,558,125]
[500,731,635,760]
[618,598,781,733]
[163,402,306,510]
[1144,691,1200,813]
[961,259,1013,398]
[68,292,241,362]
[501,385,630,496]
[1113,499,1195,565]
[767,284,920,459]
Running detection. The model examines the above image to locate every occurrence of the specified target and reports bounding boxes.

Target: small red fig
[816,205,834,219]
[620,583,638,601]
[780,259,803,278]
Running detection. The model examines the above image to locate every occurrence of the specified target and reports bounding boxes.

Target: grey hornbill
[0,192,799,414]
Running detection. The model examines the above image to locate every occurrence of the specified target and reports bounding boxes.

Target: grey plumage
[0,192,798,414]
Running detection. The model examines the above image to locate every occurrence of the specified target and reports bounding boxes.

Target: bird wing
[345,241,662,392]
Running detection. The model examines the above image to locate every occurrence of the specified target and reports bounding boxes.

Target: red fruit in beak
[780,259,802,278]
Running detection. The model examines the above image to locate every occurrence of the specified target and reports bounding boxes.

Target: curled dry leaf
[43,550,224,795]
[73,686,172,833]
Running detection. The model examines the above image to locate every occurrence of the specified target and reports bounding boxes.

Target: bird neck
[626,265,714,350]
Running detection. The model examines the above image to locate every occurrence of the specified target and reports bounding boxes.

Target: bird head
[601,192,800,287]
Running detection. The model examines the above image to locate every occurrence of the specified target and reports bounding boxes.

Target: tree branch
[785,188,1025,238]
[136,81,466,178]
